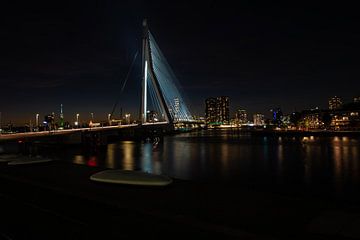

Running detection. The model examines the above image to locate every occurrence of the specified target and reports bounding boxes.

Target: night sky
[1,1,360,124]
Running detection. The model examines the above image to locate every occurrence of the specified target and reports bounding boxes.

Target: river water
[8,129,360,200]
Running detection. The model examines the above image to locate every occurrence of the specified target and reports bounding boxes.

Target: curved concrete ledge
[8,157,53,165]
[90,169,173,186]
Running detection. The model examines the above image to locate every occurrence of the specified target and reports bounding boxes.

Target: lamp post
[108,113,111,125]
[125,113,131,125]
[36,113,39,131]
[76,113,79,128]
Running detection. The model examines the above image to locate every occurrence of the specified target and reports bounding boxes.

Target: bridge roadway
[0,121,177,143]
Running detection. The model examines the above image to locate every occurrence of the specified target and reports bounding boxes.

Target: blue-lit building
[271,108,283,126]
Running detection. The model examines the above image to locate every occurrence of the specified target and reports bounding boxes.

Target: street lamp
[108,113,111,125]
[76,113,79,128]
[36,113,39,131]
[125,113,131,125]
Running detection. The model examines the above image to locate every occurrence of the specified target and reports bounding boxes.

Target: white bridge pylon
[140,20,193,124]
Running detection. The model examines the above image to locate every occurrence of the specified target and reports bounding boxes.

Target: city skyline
[1,1,360,124]
[2,93,359,127]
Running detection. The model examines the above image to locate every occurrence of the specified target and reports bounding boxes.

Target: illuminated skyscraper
[217,96,229,124]
[271,107,283,126]
[44,113,55,131]
[205,98,217,124]
[328,96,342,110]
[253,114,265,126]
[235,109,247,125]
[59,104,64,129]
[205,96,230,125]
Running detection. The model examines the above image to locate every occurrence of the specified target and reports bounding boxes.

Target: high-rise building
[271,107,283,126]
[235,109,247,125]
[205,96,230,125]
[253,113,265,126]
[205,98,217,124]
[59,104,64,129]
[217,96,230,124]
[44,113,55,130]
[328,96,342,110]
[303,112,322,129]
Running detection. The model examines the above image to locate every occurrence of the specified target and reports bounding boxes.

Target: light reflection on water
[123,141,135,170]
[73,155,85,165]
[105,144,116,169]
[61,130,360,197]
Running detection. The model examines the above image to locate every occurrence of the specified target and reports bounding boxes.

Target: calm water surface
[43,129,360,199]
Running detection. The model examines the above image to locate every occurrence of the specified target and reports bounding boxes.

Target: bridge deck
[0,121,193,142]
[0,124,139,141]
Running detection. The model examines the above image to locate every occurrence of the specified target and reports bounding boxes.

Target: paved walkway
[0,161,360,239]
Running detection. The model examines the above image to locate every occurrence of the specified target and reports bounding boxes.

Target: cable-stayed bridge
[0,20,199,144]
[140,20,193,125]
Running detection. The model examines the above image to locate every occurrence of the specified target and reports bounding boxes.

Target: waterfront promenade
[1,161,360,239]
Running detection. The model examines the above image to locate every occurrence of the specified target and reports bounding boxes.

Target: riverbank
[1,161,360,239]
[218,128,360,137]
[251,129,360,137]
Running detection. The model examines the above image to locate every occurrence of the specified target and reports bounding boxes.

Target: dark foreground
[1,161,360,240]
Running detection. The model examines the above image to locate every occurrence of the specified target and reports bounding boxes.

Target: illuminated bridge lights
[141,21,193,124]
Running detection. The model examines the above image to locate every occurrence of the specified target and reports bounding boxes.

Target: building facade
[235,109,247,125]
[329,96,342,110]
[253,113,265,126]
[205,96,230,125]
[271,107,283,126]
[331,111,360,131]
[205,98,217,124]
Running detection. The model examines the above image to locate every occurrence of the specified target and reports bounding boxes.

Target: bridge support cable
[141,20,193,124]
[148,33,193,122]
[110,51,139,120]
[147,73,167,122]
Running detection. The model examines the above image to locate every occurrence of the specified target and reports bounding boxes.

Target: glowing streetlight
[36,113,39,128]
[76,113,79,128]
[125,113,131,125]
